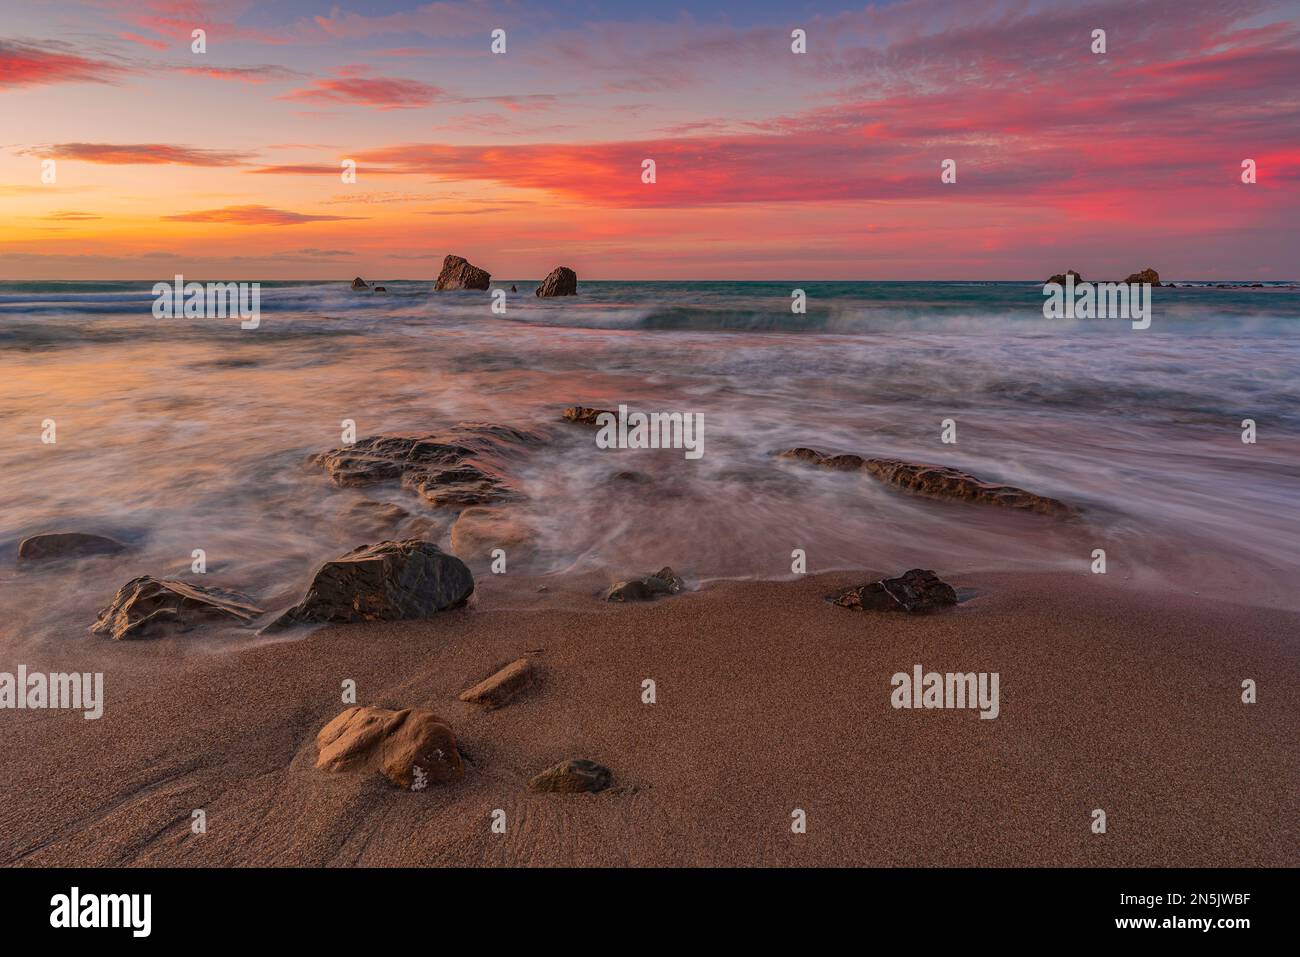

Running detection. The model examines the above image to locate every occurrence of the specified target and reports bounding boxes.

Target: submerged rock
[828,569,958,614]
[19,532,127,562]
[1123,267,1161,286]
[351,277,369,290]
[449,507,536,561]
[266,540,473,631]
[434,254,491,291]
[528,758,611,793]
[91,576,263,640]
[562,405,614,426]
[603,566,683,602]
[373,286,387,293]
[458,657,535,708]
[316,706,463,790]
[535,266,577,297]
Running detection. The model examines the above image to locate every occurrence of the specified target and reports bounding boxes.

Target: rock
[510,284,518,293]
[351,277,368,290]
[562,405,614,426]
[18,532,127,562]
[604,566,683,602]
[535,266,578,297]
[91,576,263,640]
[528,758,611,794]
[316,706,463,790]
[458,657,534,708]
[434,254,491,291]
[827,568,957,614]
[449,507,536,561]
[1123,267,1161,286]
[310,423,545,509]
[778,448,1076,518]
[1046,270,1083,285]
[266,540,473,631]
[373,286,387,293]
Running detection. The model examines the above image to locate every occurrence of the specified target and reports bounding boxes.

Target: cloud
[40,211,102,221]
[280,67,443,109]
[163,204,364,225]
[28,143,252,166]
[179,64,302,83]
[0,39,129,88]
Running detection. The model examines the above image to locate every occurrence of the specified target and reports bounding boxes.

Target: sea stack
[536,266,577,297]
[350,277,369,290]
[435,255,491,291]
[1123,267,1161,286]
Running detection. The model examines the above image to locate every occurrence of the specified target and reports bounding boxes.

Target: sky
[1,0,1298,280]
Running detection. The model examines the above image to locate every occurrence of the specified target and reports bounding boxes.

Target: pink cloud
[281,67,443,109]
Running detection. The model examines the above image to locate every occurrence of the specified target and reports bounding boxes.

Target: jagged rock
[1123,267,1161,286]
[1046,270,1083,285]
[18,532,127,562]
[535,266,577,297]
[434,255,491,291]
[316,706,463,790]
[562,406,614,426]
[778,448,1076,517]
[91,576,263,640]
[528,759,611,793]
[310,423,545,509]
[459,658,534,708]
[449,507,536,561]
[266,540,473,631]
[827,568,957,614]
[351,277,369,290]
[604,566,683,602]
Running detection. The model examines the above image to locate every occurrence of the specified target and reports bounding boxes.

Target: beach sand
[1,570,1296,867]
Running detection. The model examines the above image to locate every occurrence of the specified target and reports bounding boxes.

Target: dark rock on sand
[266,540,473,631]
[316,706,463,790]
[778,448,1076,518]
[18,532,127,562]
[351,277,369,290]
[604,566,684,602]
[528,758,611,793]
[434,254,491,291]
[458,657,535,708]
[91,576,263,640]
[828,568,958,614]
[535,266,578,297]
[1123,267,1161,286]
[562,405,614,426]
[1046,270,1083,285]
[310,423,545,509]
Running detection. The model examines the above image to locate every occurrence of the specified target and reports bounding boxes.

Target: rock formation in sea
[18,532,126,562]
[434,254,491,290]
[91,576,263,640]
[316,706,463,790]
[350,277,369,290]
[449,507,537,561]
[1046,270,1083,285]
[1123,267,1161,286]
[827,569,958,613]
[562,405,615,426]
[528,758,611,793]
[535,266,578,297]
[604,566,684,602]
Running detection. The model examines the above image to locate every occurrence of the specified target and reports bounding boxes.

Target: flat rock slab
[458,657,534,708]
[562,405,614,426]
[603,566,684,602]
[827,568,958,614]
[266,539,473,631]
[778,447,1076,517]
[316,706,463,790]
[91,576,263,640]
[434,254,491,291]
[19,532,127,562]
[528,759,611,794]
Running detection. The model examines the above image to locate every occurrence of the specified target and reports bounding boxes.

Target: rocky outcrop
[91,577,263,640]
[1046,270,1082,285]
[316,706,463,790]
[535,266,577,297]
[373,286,387,293]
[458,658,535,708]
[18,532,126,562]
[265,540,473,631]
[1123,267,1161,286]
[351,277,368,290]
[827,569,957,614]
[603,566,683,602]
[434,255,491,291]
[562,406,614,426]
[528,759,611,793]
[449,507,537,561]
[310,423,545,509]
[778,448,1076,517]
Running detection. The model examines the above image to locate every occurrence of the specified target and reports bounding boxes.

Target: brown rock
[604,566,683,602]
[449,507,536,561]
[434,255,491,291]
[562,406,614,426]
[316,706,463,790]
[528,758,611,793]
[350,277,368,290]
[1046,270,1083,285]
[1123,267,1161,286]
[91,576,263,640]
[458,657,534,708]
[19,532,127,562]
[828,568,958,613]
[535,266,577,297]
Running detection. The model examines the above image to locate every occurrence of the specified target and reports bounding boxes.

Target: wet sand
[1,570,1296,867]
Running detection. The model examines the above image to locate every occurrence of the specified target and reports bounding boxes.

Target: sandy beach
[2,568,1295,868]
